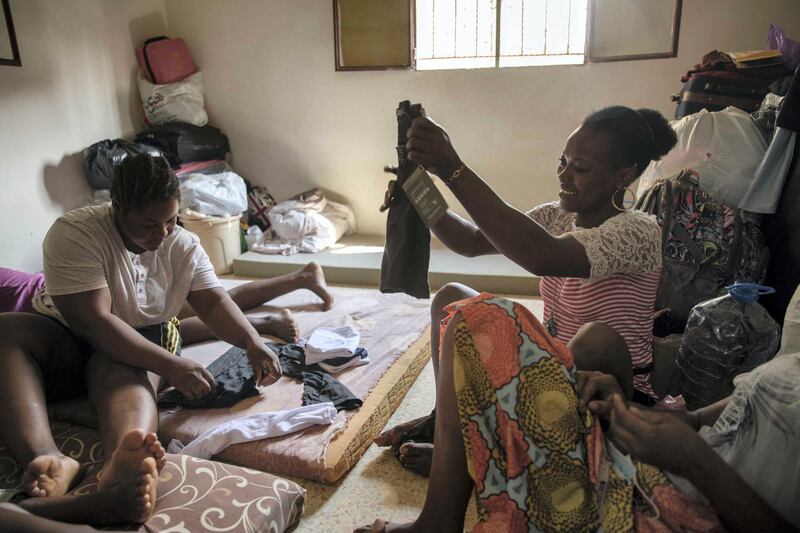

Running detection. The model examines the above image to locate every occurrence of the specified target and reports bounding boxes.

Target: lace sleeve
[526,202,575,236]
[569,210,662,280]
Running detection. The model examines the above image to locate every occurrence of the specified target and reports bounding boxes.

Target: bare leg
[0,313,85,498]
[180,309,300,345]
[178,262,327,345]
[568,321,634,400]
[0,506,104,533]
[18,456,157,526]
[356,316,474,533]
[178,261,333,319]
[374,283,478,476]
[86,354,164,520]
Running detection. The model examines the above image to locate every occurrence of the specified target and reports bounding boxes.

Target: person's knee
[0,313,67,364]
[432,283,474,318]
[439,314,465,365]
[87,352,151,393]
[569,322,630,372]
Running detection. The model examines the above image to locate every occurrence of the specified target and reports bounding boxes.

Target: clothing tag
[402,165,448,228]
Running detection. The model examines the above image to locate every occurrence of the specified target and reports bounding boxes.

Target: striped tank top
[528,202,662,397]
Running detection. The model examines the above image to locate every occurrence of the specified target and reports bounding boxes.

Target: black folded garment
[275,343,363,412]
[158,347,259,408]
[379,100,431,299]
[158,342,363,412]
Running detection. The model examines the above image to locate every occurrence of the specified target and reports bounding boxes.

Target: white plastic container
[181,212,242,274]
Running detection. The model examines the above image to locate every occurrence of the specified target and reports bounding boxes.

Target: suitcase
[136,123,230,168]
[136,36,196,84]
[673,73,771,118]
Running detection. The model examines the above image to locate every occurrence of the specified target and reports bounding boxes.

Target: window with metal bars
[415,0,588,70]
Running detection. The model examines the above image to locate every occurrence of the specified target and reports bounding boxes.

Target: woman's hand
[380,166,398,212]
[246,342,282,386]
[605,394,707,477]
[166,358,216,400]
[576,371,624,415]
[407,116,463,179]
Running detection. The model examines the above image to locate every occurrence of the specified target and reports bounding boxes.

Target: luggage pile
[81,36,274,274]
[638,24,800,407]
[671,25,798,119]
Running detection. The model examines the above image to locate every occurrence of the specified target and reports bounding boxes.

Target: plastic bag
[83,139,162,189]
[637,108,768,206]
[673,283,780,409]
[138,70,208,127]
[778,284,800,356]
[767,24,800,70]
[252,191,356,255]
[179,171,248,216]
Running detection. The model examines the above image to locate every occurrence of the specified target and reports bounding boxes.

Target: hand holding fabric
[576,370,625,409]
[406,114,463,179]
[247,342,282,386]
[379,166,398,212]
[166,357,216,400]
[605,394,707,478]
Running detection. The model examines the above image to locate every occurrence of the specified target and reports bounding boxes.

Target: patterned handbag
[246,185,276,231]
[636,169,770,334]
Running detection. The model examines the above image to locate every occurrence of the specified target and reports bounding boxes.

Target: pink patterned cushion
[0,422,305,532]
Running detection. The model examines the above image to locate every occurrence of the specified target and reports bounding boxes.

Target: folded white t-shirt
[305,326,360,364]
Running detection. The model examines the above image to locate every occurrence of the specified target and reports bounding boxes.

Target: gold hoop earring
[611,186,637,212]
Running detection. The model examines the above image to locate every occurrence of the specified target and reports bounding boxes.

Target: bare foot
[251,309,299,342]
[354,519,417,533]
[20,456,158,526]
[22,454,83,498]
[300,261,334,311]
[398,442,433,477]
[373,416,430,447]
[99,430,159,492]
[145,433,166,473]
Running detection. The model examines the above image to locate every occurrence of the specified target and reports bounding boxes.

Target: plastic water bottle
[673,283,780,410]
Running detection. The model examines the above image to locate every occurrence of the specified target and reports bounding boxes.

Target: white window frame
[413,0,682,71]
[415,0,588,71]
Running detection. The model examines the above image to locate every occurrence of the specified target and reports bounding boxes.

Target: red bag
[136,36,196,84]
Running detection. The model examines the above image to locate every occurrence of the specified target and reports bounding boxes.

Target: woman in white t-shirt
[0,155,282,526]
[376,106,676,476]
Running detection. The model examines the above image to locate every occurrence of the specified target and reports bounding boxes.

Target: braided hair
[110,154,180,210]
[582,106,677,177]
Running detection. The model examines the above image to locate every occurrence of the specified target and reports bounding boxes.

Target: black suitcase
[672,74,771,118]
[136,122,230,168]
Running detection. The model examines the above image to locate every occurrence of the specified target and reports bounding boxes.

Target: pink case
[136,37,196,84]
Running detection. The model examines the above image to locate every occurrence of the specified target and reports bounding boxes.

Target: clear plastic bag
[179,171,248,216]
[637,108,768,207]
[673,283,780,409]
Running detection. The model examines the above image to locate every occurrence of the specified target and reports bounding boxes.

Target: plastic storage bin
[181,213,242,274]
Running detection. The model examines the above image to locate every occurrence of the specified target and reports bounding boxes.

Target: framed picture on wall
[333,0,413,71]
[587,0,682,62]
[0,0,21,67]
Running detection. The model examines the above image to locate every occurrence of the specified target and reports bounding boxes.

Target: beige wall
[164,0,800,238]
[2,1,798,271]
[0,0,167,271]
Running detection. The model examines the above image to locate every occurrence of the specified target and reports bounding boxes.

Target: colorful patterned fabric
[445,294,724,533]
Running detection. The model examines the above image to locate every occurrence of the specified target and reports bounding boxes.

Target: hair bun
[636,108,677,162]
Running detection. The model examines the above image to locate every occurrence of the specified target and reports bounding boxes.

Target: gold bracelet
[444,162,466,186]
